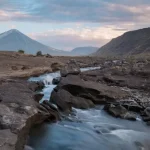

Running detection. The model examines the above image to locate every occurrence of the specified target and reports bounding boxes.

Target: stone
[34,93,44,102]
[60,60,81,77]
[51,88,94,112]
[147,121,150,126]
[51,62,63,72]
[58,75,129,103]
[122,103,143,112]
[142,116,150,122]
[51,89,73,112]
[144,107,150,117]
[0,79,59,150]
[52,77,61,85]
[104,104,137,121]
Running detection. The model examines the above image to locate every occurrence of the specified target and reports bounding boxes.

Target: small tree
[18,49,25,54]
[36,51,42,56]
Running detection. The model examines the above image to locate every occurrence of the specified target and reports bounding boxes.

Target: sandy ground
[0,51,102,78]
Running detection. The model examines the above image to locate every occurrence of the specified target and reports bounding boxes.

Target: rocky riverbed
[0,53,150,150]
[51,59,150,123]
[27,59,150,150]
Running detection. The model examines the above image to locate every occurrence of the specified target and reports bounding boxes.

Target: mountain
[0,29,67,55]
[70,47,98,56]
[93,27,150,57]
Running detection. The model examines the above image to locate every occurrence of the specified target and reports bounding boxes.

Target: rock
[11,65,29,71]
[51,62,63,72]
[104,104,137,121]
[0,79,59,150]
[45,54,52,58]
[21,65,30,70]
[51,88,94,112]
[40,103,60,121]
[50,74,129,112]
[122,103,143,112]
[11,65,18,70]
[147,121,150,126]
[51,89,72,112]
[58,75,129,103]
[52,77,61,85]
[43,100,58,112]
[34,93,44,102]
[60,60,81,77]
[28,81,45,91]
[142,116,150,122]
[144,107,150,116]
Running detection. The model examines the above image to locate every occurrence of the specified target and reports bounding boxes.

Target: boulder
[51,89,72,112]
[147,121,150,126]
[58,75,129,103]
[60,59,81,77]
[51,89,94,112]
[51,62,63,72]
[144,107,150,116]
[34,93,44,102]
[0,79,59,150]
[52,77,61,85]
[121,103,143,112]
[50,74,130,112]
[104,104,137,121]
[45,54,53,58]
[28,81,45,91]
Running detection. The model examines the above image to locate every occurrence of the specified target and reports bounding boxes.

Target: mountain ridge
[0,29,98,56]
[0,29,67,55]
[70,46,98,56]
[93,27,150,57]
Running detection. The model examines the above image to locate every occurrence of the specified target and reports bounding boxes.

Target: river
[27,68,150,150]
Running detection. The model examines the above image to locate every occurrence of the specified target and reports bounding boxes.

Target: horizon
[0,0,150,51]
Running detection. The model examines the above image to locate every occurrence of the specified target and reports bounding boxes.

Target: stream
[27,68,150,150]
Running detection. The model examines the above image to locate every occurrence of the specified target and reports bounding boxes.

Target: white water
[28,67,150,150]
[28,67,100,102]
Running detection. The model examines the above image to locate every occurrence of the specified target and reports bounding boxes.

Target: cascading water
[29,71,60,102]
[27,67,150,150]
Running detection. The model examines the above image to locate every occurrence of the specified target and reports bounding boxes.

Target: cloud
[28,25,127,50]
[0,10,34,21]
[0,0,150,24]
[1,0,150,50]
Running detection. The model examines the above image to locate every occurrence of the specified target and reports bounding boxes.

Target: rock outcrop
[104,104,137,121]
[51,62,63,72]
[51,59,150,123]
[60,59,81,77]
[51,74,129,112]
[0,79,59,150]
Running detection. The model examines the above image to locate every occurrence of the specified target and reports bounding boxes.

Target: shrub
[18,49,25,54]
[36,51,42,56]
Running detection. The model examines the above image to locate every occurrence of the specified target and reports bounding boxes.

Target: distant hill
[93,27,150,57]
[70,47,98,56]
[0,29,67,55]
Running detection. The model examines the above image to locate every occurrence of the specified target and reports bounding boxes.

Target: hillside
[0,29,67,55]
[93,27,150,57]
[70,46,98,56]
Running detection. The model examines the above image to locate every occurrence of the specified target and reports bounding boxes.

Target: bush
[36,51,42,56]
[18,50,25,54]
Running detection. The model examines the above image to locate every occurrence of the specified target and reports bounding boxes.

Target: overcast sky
[0,0,150,51]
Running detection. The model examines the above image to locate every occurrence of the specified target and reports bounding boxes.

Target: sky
[0,0,150,51]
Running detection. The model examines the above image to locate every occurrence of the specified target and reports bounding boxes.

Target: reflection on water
[28,67,150,150]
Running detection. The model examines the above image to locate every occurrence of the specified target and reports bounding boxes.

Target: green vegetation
[36,51,42,56]
[18,49,25,54]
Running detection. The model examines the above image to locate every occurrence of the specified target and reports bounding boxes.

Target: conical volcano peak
[7,29,22,34]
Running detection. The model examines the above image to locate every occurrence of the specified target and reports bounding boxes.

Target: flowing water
[27,68,150,150]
